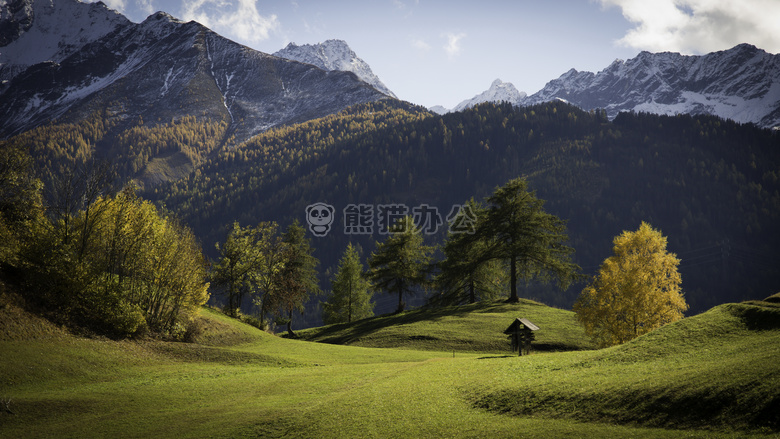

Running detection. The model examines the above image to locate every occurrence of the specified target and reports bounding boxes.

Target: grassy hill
[1,289,778,438]
[294,299,594,353]
[470,300,780,432]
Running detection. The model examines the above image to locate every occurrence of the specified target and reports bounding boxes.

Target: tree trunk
[287,310,296,338]
[508,256,519,303]
[469,279,475,303]
[347,276,353,323]
[396,281,405,313]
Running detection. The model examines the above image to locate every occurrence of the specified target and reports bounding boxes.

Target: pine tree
[368,216,434,313]
[479,177,581,302]
[434,199,507,305]
[323,243,374,324]
[273,220,321,336]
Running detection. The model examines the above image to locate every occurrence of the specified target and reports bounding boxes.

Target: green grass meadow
[1,298,778,438]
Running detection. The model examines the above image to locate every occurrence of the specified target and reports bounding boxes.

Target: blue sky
[90,0,780,109]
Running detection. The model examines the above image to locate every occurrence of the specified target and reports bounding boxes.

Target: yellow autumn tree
[573,222,688,347]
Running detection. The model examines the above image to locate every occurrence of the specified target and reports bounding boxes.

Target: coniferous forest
[3,99,779,329]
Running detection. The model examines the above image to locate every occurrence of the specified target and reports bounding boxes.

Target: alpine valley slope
[0,0,390,144]
[438,44,780,129]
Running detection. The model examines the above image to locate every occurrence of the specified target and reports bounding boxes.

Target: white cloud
[393,0,419,10]
[443,32,466,59]
[101,0,127,14]
[180,0,280,44]
[411,38,431,52]
[135,0,155,16]
[601,0,780,54]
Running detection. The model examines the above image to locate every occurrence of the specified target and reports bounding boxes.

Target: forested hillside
[4,98,778,326]
[139,100,780,321]
[2,109,231,189]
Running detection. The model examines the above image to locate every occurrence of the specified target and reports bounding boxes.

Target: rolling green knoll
[1,299,777,438]
[294,299,594,353]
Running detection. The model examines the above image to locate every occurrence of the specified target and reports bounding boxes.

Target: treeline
[0,145,208,338]
[217,177,580,329]
[148,100,779,321]
[210,220,319,335]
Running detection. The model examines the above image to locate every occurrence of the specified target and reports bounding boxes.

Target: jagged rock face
[522,44,780,128]
[0,0,389,141]
[274,39,397,98]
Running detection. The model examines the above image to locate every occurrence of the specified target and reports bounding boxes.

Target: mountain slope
[274,39,396,98]
[0,0,389,144]
[523,43,780,128]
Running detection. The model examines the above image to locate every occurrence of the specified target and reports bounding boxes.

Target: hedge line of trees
[2,139,686,348]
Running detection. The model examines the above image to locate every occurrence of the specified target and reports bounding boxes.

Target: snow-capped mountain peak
[274,39,396,98]
[433,79,527,114]
[0,2,389,141]
[434,45,780,128]
[523,44,780,128]
[0,0,130,82]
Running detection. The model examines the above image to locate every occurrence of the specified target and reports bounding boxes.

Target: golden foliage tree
[573,222,687,347]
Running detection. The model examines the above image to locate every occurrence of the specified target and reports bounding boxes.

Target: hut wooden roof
[503,318,540,334]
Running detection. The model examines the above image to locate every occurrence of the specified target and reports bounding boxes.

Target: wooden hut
[504,318,539,356]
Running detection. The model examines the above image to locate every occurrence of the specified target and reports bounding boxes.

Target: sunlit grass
[1,300,777,438]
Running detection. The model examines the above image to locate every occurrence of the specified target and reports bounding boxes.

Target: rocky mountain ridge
[0,0,389,141]
[433,44,780,129]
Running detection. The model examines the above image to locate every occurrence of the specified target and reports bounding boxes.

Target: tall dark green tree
[368,216,434,313]
[434,199,507,305]
[273,220,321,336]
[211,222,265,316]
[479,178,581,303]
[323,243,374,324]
